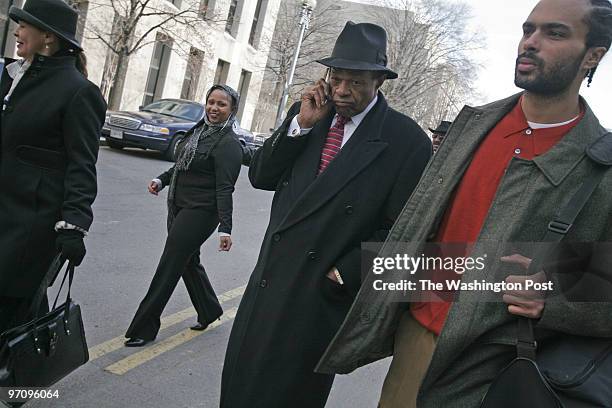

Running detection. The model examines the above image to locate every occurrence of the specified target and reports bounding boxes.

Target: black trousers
[126,207,223,341]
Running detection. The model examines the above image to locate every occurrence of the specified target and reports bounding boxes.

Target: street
[29,146,390,408]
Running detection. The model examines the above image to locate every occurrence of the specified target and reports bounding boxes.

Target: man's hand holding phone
[297,73,333,129]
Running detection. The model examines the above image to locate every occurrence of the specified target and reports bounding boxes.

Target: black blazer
[0,54,106,297]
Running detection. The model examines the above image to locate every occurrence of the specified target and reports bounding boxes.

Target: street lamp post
[274,0,316,129]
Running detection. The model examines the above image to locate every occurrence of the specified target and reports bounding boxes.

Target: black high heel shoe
[189,322,209,331]
[124,337,151,347]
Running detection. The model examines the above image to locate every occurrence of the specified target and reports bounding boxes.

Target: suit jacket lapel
[277,94,389,232]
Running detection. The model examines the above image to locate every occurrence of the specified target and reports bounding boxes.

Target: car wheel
[107,139,124,150]
[164,134,184,162]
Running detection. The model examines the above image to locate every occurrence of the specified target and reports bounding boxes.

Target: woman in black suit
[0,0,106,333]
[125,84,244,347]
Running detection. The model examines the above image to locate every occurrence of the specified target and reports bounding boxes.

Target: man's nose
[335,81,350,95]
[521,32,540,52]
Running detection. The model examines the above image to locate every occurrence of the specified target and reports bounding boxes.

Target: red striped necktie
[318,115,350,174]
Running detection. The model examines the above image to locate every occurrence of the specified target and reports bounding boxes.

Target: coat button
[260,279,267,288]
[345,205,354,215]
[37,56,44,62]
[475,114,482,120]
[282,180,289,187]
[307,250,317,260]
[273,234,281,242]
[437,177,443,184]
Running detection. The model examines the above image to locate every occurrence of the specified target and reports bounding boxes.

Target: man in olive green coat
[315,0,612,407]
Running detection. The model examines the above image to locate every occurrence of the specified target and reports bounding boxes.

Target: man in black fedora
[429,120,451,153]
[220,21,432,407]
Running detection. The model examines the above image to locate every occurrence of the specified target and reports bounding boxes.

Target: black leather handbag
[482,136,612,408]
[0,255,89,387]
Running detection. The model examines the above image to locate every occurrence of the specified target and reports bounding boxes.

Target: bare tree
[376,0,483,127]
[78,0,225,109]
[251,0,341,131]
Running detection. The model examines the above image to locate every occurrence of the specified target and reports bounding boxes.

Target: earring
[45,44,49,49]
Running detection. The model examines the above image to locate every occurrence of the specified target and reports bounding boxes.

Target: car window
[143,100,204,121]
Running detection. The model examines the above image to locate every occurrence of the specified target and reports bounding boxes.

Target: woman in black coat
[124,84,244,347]
[0,0,106,333]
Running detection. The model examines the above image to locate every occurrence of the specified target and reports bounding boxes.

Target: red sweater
[411,99,582,335]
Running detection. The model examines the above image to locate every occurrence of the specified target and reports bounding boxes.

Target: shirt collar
[343,94,378,127]
[6,59,29,79]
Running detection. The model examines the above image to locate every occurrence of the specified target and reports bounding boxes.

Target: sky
[348,0,611,128]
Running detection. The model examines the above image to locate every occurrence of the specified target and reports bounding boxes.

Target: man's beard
[514,51,585,95]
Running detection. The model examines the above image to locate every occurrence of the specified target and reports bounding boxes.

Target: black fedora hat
[317,21,397,79]
[9,0,81,51]
[429,120,452,134]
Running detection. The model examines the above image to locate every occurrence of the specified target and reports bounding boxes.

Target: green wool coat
[317,93,612,408]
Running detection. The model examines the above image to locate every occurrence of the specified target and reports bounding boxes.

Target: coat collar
[276,92,389,232]
[533,98,607,186]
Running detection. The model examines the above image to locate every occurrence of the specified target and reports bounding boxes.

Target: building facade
[0,0,282,130]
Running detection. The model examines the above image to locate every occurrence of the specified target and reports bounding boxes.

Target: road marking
[88,285,245,361]
[104,307,238,375]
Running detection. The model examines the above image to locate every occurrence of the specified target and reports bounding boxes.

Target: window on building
[213,59,230,85]
[181,47,205,100]
[236,69,251,121]
[248,0,266,47]
[225,0,239,35]
[143,33,173,106]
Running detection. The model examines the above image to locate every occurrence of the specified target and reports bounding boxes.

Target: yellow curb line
[104,307,238,375]
[88,285,245,361]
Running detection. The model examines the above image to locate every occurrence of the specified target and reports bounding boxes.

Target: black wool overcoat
[221,94,432,407]
[0,55,106,298]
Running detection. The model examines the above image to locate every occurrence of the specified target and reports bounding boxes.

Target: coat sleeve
[248,102,309,190]
[157,166,175,187]
[61,83,107,230]
[214,138,243,234]
[335,125,433,295]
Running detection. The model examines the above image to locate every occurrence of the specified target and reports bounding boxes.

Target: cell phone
[323,68,331,104]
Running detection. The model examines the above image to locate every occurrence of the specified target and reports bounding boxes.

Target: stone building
[0,0,282,130]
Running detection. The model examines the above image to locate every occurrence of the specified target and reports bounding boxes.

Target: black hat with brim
[316,22,398,79]
[9,0,82,51]
[429,120,452,134]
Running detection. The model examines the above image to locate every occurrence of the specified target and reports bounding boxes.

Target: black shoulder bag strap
[517,131,612,358]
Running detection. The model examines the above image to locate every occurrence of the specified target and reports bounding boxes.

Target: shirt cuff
[54,221,88,236]
[152,178,163,189]
[219,232,231,237]
[332,266,344,285]
[287,116,313,137]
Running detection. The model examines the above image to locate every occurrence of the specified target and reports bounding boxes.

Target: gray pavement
[26,146,390,408]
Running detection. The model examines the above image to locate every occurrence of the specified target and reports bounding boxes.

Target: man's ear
[584,46,608,70]
[376,74,386,89]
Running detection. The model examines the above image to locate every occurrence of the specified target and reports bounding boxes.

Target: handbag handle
[28,255,75,319]
[51,261,76,310]
[516,149,609,359]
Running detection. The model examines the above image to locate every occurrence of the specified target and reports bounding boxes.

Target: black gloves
[56,229,86,266]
